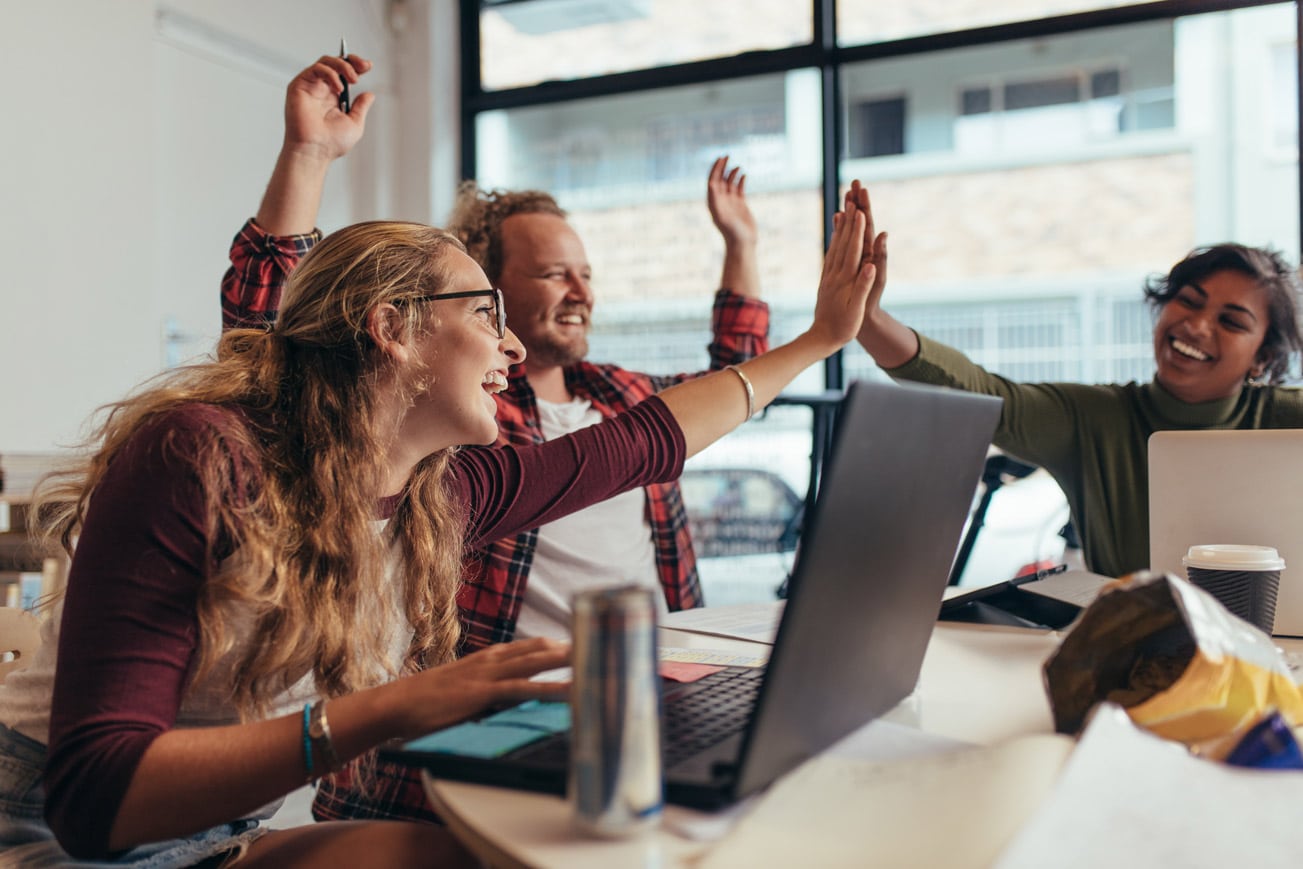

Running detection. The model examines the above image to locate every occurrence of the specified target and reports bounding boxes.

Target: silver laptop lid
[735,379,1002,799]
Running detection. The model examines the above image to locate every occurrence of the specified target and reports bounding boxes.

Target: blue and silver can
[569,585,663,837]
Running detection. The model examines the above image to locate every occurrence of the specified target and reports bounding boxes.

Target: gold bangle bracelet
[726,365,756,421]
[308,700,342,775]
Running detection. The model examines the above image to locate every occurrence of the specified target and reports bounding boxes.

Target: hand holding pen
[253,53,375,236]
[339,38,351,113]
[281,50,374,163]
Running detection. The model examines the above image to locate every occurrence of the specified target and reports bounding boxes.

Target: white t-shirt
[513,396,665,640]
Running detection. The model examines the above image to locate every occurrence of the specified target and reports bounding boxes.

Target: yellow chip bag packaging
[1043,570,1303,750]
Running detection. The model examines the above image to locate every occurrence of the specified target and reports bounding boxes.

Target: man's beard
[527,330,589,368]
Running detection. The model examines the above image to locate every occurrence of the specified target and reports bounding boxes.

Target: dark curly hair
[444,181,567,284]
[1143,243,1303,384]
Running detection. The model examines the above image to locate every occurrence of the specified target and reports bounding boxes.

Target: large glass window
[476,72,825,388]
[466,0,1300,597]
[471,71,824,603]
[840,5,1299,393]
[1273,42,1299,153]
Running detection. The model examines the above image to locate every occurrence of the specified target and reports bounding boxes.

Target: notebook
[382,379,1003,808]
[1149,429,1303,638]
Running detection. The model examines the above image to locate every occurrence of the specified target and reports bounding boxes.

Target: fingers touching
[843,180,888,306]
[810,204,874,348]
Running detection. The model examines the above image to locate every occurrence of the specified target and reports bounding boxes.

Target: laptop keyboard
[662,666,764,766]
[511,666,765,769]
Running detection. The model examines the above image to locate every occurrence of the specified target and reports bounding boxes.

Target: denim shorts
[0,724,269,868]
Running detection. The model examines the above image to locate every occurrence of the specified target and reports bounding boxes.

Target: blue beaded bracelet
[302,703,315,779]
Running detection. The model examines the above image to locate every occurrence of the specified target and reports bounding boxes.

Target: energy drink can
[569,585,663,837]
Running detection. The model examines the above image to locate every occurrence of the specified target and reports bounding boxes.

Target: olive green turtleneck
[887,333,1303,578]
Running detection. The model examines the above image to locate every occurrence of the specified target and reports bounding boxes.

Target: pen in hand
[339,37,351,114]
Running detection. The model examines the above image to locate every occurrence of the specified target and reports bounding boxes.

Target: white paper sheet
[995,704,1303,869]
[659,601,784,644]
[670,718,973,846]
[699,726,1072,867]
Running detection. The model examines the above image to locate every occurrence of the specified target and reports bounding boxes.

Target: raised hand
[706,156,758,249]
[806,186,877,353]
[282,54,376,162]
[845,180,918,368]
[255,54,377,236]
[846,180,888,316]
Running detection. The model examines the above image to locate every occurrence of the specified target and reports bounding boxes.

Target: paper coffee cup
[1182,544,1284,634]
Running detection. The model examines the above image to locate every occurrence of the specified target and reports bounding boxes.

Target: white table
[420,618,1065,869]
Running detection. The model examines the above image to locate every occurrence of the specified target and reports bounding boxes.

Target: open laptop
[383,379,1002,808]
[1149,429,1303,638]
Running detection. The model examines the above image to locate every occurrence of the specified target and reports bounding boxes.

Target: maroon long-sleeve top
[36,396,683,857]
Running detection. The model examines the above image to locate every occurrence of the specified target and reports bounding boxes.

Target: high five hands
[845,179,888,318]
[807,180,879,353]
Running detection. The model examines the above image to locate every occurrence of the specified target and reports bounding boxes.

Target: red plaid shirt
[222,218,769,822]
[220,220,322,329]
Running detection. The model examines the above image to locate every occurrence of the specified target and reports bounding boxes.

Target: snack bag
[1043,571,1303,749]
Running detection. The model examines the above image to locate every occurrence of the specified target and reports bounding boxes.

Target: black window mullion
[458,0,481,183]
[818,0,843,393]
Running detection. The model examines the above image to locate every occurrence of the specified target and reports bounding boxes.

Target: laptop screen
[733,379,1003,797]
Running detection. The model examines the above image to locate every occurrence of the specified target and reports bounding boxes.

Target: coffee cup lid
[1182,544,1285,571]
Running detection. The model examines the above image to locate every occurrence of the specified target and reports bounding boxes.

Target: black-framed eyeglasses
[406,288,505,339]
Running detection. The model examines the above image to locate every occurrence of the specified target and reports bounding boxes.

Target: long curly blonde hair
[37,221,472,718]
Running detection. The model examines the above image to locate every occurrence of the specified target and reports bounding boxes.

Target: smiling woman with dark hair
[849,180,1303,581]
[1142,243,1303,388]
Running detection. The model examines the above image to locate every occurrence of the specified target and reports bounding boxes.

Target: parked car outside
[681,426,810,606]
[680,466,802,606]
[681,429,1073,605]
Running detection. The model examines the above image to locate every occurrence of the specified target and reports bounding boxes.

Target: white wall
[1,0,458,453]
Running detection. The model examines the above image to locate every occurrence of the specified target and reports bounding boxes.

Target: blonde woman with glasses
[0,196,877,866]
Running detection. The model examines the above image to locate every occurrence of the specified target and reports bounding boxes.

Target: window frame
[459,0,1299,392]
[458,0,1300,589]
